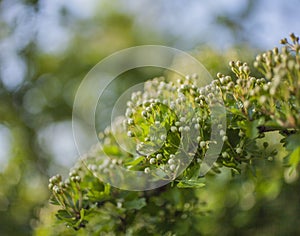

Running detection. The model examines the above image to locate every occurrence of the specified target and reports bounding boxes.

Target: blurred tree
[0,1,164,235]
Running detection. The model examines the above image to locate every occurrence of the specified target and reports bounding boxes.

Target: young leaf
[177,179,205,188]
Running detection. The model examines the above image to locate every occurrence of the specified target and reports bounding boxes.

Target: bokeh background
[0,0,299,235]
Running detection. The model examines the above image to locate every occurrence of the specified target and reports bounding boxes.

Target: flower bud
[144,167,150,174]
[243,66,250,74]
[156,154,163,160]
[217,73,223,78]
[169,164,176,171]
[127,131,134,137]
[222,136,228,142]
[200,141,206,148]
[236,148,243,154]
[222,152,228,158]
[280,38,288,44]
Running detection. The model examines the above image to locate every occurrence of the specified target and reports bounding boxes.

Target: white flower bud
[171,126,177,132]
[222,136,228,142]
[184,126,190,132]
[222,152,228,158]
[169,164,176,171]
[220,130,226,136]
[127,131,134,137]
[194,124,200,129]
[156,154,163,160]
[236,148,243,154]
[127,119,134,125]
[125,108,133,117]
[144,167,150,174]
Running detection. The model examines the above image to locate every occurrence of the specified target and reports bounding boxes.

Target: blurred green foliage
[0,1,163,235]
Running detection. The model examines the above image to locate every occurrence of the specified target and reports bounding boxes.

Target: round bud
[48,183,54,190]
[144,167,150,174]
[141,111,147,117]
[127,119,134,125]
[171,126,177,132]
[243,66,250,74]
[217,73,223,78]
[222,136,228,142]
[236,148,243,154]
[220,130,226,136]
[125,108,133,117]
[75,176,81,183]
[184,126,190,132]
[259,96,267,104]
[194,124,200,129]
[280,38,288,44]
[127,131,134,137]
[169,164,176,171]
[222,152,228,158]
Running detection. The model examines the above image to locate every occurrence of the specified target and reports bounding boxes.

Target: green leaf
[222,162,241,173]
[103,145,122,156]
[56,210,73,220]
[87,183,111,202]
[237,119,260,139]
[104,183,110,195]
[229,107,244,117]
[285,133,300,151]
[49,196,60,205]
[289,146,300,169]
[124,156,145,167]
[177,179,205,188]
[80,208,85,220]
[123,198,146,210]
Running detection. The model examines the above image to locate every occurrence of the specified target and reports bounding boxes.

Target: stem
[257,125,297,135]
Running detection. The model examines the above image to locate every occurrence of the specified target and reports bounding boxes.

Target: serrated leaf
[285,133,300,151]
